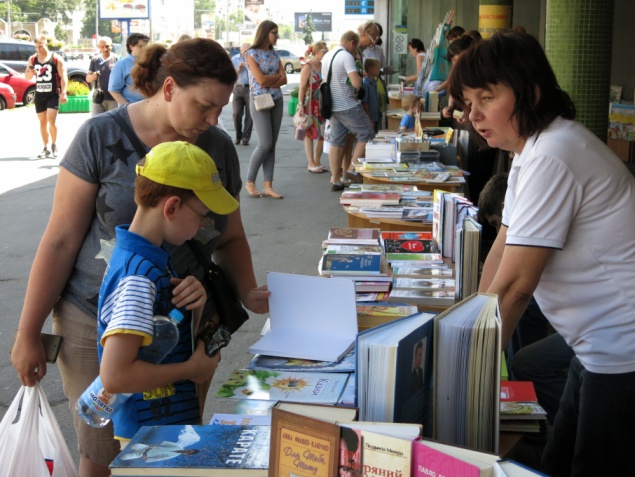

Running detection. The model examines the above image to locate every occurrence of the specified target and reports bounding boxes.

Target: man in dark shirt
[87,36,119,116]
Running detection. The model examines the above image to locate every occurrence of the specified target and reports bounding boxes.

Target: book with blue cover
[109,424,269,476]
[321,253,382,275]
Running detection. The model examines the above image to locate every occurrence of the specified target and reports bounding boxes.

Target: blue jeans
[542,356,635,476]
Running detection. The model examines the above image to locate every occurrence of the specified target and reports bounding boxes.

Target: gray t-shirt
[60,106,242,318]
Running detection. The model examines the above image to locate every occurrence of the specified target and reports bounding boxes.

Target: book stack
[319,228,393,297]
[364,138,397,162]
[339,191,402,207]
[355,301,418,331]
[432,189,478,260]
[499,380,548,434]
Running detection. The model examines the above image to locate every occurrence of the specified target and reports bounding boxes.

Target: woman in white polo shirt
[450,30,635,476]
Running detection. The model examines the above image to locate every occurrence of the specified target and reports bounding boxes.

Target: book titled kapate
[109,425,269,476]
[216,369,349,404]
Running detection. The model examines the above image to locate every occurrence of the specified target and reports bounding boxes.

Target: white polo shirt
[503,117,635,374]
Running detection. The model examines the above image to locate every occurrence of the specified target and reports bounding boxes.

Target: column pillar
[545,0,614,140]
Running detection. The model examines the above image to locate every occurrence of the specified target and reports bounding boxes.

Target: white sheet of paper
[248,272,358,362]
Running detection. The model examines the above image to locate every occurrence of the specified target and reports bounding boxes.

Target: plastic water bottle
[75,309,185,428]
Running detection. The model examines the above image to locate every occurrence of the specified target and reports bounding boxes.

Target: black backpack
[319,49,342,120]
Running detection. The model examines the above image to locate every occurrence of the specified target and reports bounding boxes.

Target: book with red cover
[500,381,538,403]
[411,439,499,477]
[383,238,436,254]
[380,231,433,241]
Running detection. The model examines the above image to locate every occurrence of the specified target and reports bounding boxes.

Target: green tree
[194,0,216,30]
[81,0,120,42]
[0,2,26,23]
[8,0,83,24]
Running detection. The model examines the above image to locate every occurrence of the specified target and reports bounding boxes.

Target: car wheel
[0,97,6,111]
[24,86,36,105]
[285,63,294,74]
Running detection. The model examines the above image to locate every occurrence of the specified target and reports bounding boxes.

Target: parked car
[0,61,36,105]
[275,49,304,74]
[0,39,88,86]
[0,82,17,110]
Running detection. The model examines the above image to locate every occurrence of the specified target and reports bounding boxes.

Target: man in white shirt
[322,31,375,191]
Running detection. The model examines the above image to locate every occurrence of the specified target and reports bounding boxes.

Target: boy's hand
[188,339,221,384]
[242,284,270,314]
[171,276,206,310]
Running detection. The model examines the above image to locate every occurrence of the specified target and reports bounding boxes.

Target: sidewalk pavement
[0,95,348,465]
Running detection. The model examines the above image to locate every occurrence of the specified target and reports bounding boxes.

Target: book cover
[268,402,358,477]
[401,208,435,222]
[356,302,419,331]
[322,254,382,275]
[500,381,538,402]
[354,281,391,293]
[392,267,453,278]
[412,440,500,477]
[326,227,381,245]
[210,413,272,426]
[339,427,363,476]
[393,278,456,290]
[246,349,356,374]
[381,231,433,241]
[324,244,383,255]
[386,252,444,263]
[110,425,269,476]
[388,289,455,307]
[216,369,349,404]
[360,430,413,477]
[383,238,436,254]
[500,402,547,419]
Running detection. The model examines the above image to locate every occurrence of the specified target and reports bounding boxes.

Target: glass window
[0,43,20,61]
[19,44,36,61]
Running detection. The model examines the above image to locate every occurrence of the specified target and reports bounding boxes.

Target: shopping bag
[0,383,78,477]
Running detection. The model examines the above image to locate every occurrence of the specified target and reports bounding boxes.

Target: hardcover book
[380,231,433,241]
[383,238,436,254]
[325,227,381,245]
[412,439,500,477]
[268,402,358,477]
[358,429,414,477]
[109,425,269,476]
[216,369,349,404]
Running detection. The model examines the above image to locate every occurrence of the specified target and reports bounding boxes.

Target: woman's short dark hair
[251,20,278,50]
[409,38,425,52]
[448,30,576,145]
[133,38,237,98]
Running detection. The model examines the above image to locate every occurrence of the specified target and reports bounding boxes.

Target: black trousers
[232,84,252,143]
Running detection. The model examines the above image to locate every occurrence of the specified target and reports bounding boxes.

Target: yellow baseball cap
[136,141,239,215]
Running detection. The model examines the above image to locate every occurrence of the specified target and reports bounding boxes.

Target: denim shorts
[329,104,376,147]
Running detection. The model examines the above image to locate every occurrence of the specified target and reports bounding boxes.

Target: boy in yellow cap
[96,141,239,442]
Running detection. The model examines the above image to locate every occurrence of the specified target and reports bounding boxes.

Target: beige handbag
[253,93,275,111]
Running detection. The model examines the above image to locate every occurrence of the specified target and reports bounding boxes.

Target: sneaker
[51,144,58,157]
[331,183,346,192]
[37,147,50,158]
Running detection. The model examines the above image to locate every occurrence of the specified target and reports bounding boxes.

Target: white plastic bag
[0,383,78,477]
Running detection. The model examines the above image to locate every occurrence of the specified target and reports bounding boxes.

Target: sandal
[263,188,284,199]
[308,166,325,173]
[245,182,261,198]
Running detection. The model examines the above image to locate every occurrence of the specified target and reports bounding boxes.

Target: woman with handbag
[244,20,287,199]
[11,38,270,477]
[297,41,328,173]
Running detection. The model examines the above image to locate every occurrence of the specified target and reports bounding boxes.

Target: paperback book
[325,227,381,245]
[392,278,456,291]
[388,289,455,307]
[109,425,270,476]
[246,349,356,374]
[321,253,383,275]
[216,369,349,404]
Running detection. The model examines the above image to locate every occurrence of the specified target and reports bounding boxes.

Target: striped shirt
[321,46,359,112]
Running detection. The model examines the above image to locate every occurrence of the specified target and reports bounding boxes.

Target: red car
[0,82,17,110]
[0,61,36,105]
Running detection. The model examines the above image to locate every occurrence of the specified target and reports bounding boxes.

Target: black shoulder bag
[111,112,249,335]
[319,48,342,120]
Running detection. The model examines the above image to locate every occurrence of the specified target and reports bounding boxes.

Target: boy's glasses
[183,200,213,227]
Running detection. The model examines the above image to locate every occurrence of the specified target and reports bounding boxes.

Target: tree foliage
[194,0,216,29]
[81,0,120,42]
[7,0,83,24]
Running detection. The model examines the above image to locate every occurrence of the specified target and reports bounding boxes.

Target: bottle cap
[169,309,184,323]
